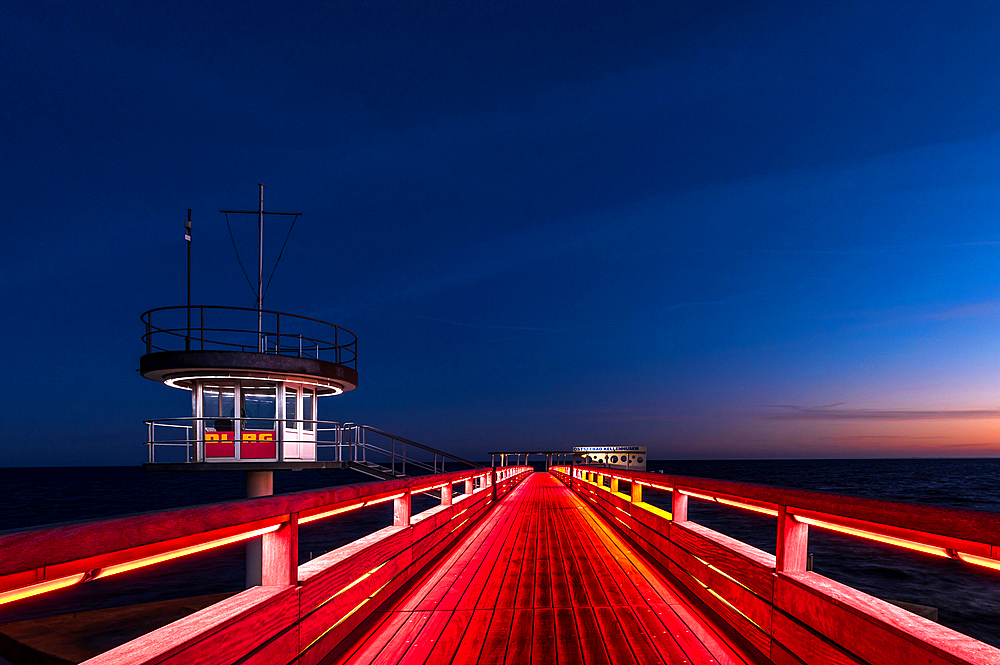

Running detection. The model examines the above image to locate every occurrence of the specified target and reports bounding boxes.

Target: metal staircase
[335,424,481,482]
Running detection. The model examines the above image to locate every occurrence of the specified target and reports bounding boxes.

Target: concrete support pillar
[441,483,453,506]
[394,491,412,527]
[777,507,809,572]
[246,470,274,588]
[671,490,688,522]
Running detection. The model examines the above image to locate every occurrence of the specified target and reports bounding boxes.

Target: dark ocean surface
[0,458,997,656]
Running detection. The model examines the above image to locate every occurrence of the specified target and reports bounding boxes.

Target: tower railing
[141,305,357,366]
[144,418,481,475]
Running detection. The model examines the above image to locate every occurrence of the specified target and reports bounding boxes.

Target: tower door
[283,384,316,461]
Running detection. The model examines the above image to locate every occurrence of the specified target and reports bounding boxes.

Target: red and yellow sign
[206,431,275,460]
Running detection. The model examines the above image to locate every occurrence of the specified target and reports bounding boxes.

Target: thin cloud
[757,406,1000,420]
[410,315,560,333]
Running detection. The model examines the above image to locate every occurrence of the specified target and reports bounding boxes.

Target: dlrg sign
[206,431,276,460]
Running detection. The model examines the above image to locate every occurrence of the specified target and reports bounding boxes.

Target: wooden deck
[329,473,755,665]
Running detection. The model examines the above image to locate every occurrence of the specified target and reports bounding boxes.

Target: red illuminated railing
[0,466,531,665]
[550,465,1000,665]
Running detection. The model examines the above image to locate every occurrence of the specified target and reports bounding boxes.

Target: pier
[1,466,999,664]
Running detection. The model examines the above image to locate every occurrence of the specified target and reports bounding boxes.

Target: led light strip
[0,523,282,607]
[300,492,407,525]
[795,516,950,558]
[715,497,779,517]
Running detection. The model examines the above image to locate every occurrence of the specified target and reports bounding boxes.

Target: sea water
[0,459,997,650]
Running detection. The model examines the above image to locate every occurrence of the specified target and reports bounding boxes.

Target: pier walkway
[330,473,751,665]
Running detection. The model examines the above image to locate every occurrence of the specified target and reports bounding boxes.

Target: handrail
[557,466,1000,561]
[0,466,532,604]
[141,305,357,367]
[551,465,1000,665]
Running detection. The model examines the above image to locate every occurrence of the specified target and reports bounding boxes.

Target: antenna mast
[221,185,302,353]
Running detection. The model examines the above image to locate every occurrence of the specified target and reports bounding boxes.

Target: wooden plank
[298,550,410,648]
[667,540,772,632]
[452,609,495,665]
[299,564,414,665]
[592,606,638,665]
[504,608,533,665]
[424,609,473,664]
[320,611,394,665]
[573,508,648,608]
[238,622,298,665]
[774,571,1000,665]
[298,526,411,613]
[668,561,771,656]
[465,486,532,611]
[565,510,628,607]
[573,608,612,665]
[553,608,584,665]
[663,601,756,665]
[514,511,539,609]
[611,606,667,665]
[367,611,433,665]
[340,611,411,665]
[403,498,504,612]
[669,522,775,601]
[480,608,515,665]
[81,586,298,665]
[493,502,533,610]
[435,500,520,611]
[770,610,866,665]
[392,608,456,665]
[643,602,743,665]
[534,513,552,609]
[630,604,697,665]
[531,608,556,665]
[453,495,531,611]
[769,641,808,665]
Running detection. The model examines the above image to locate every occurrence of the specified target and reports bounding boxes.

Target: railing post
[441,483,453,506]
[465,478,474,495]
[777,507,809,572]
[631,480,642,503]
[147,422,154,463]
[394,491,412,527]
[492,467,498,501]
[262,513,298,586]
[610,477,619,494]
[672,490,688,522]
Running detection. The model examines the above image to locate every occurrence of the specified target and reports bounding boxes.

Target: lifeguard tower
[139,303,358,468]
[140,185,357,473]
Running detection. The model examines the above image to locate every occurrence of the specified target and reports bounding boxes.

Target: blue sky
[4,1,1000,464]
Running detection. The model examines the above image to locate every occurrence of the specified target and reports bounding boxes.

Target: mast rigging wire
[262,213,300,301]
[225,212,258,299]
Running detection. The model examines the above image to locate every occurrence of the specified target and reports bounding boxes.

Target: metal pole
[257,183,264,351]
[185,209,192,351]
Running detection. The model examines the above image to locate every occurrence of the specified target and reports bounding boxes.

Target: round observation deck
[139,305,357,394]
